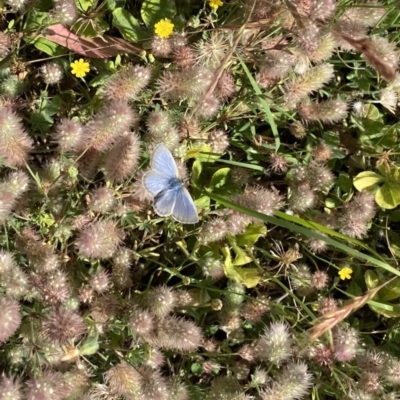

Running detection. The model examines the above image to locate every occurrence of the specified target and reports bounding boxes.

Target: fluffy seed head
[338,215,368,239]
[290,263,313,295]
[334,19,368,51]
[214,71,236,101]
[193,31,230,68]
[5,0,28,11]
[261,361,312,400]
[256,322,293,365]
[40,62,63,85]
[334,325,359,362]
[196,95,220,119]
[83,100,137,151]
[53,118,84,152]
[283,63,335,109]
[75,220,122,260]
[42,307,86,345]
[385,358,400,386]
[318,296,338,316]
[357,350,386,374]
[104,131,141,183]
[345,191,376,222]
[269,153,289,174]
[173,46,195,68]
[88,187,116,213]
[341,1,386,27]
[151,36,172,57]
[311,270,329,290]
[0,375,22,400]
[142,285,177,318]
[298,99,348,124]
[311,142,332,162]
[0,75,24,98]
[128,307,155,336]
[155,315,203,351]
[102,65,151,101]
[241,295,270,323]
[289,183,315,213]
[0,107,33,167]
[379,88,398,113]
[147,110,173,137]
[199,217,229,244]
[50,0,78,26]
[289,120,307,139]
[0,298,21,342]
[306,162,335,191]
[0,32,11,57]
[104,362,142,399]
[89,269,111,293]
[24,372,67,400]
[200,257,225,279]
[208,129,229,153]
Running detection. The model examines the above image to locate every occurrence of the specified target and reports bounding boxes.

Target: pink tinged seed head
[334,325,359,362]
[0,107,33,167]
[53,118,84,152]
[75,220,122,260]
[82,100,138,152]
[42,307,86,345]
[0,298,22,342]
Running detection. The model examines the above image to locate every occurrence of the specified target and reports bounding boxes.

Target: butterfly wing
[172,186,199,224]
[143,170,170,197]
[153,187,177,217]
[151,143,179,179]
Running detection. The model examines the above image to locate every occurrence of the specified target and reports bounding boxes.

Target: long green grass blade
[238,56,280,151]
[205,191,400,277]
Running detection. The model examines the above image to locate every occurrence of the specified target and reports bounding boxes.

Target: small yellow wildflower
[209,0,223,10]
[70,59,90,78]
[154,18,174,39]
[338,267,353,280]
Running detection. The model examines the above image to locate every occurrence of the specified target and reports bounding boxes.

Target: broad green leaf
[378,278,400,302]
[353,171,384,191]
[192,159,202,183]
[222,246,260,287]
[188,144,219,163]
[194,196,210,209]
[141,0,176,29]
[76,0,94,12]
[112,8,147,42]
[78,332,99,356]
[376,183,400,209]
[210,168,230,189]
[32,38,67,56]
[236,223,267,247]
[368,300,400,318]
[73,18,109,38]
[365,269,379,291]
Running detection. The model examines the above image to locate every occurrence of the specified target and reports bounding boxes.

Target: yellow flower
[209,0,223,10]
[338,267,353,280]
[70,59,90,78]
[154,18,174,39]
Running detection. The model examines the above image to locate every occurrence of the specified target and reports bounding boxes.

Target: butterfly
[143,143,199,224]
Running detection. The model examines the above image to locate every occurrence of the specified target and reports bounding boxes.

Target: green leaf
[353,171,384,191]
[368,300,400,318]
[376,183,400,209]
[192,159,202,184]
[365,269,379,291]
[73,18,109,38]
[388,231,400,258]
[112,8,147,42]
[222,246,261,288]
[79,332,99,356]
[32,38,67,56]
[238,56,280,151]
[141,0,176,29]
[194,195,210,209]
[378,278,400,302]
[210,168,230,189]
[235,223,267,247]
[205,191,400,278]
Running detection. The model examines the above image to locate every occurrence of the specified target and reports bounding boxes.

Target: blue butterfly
[143,143,199,224]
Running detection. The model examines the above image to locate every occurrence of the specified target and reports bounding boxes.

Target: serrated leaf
[376,183,400,209]
[112,8,147,42]
[141,0,176,29]
[210,168,230,189]
[235,223,267,247]
[353,171,384,191]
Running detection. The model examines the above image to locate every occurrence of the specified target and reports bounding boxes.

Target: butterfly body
[143,143,199,224]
